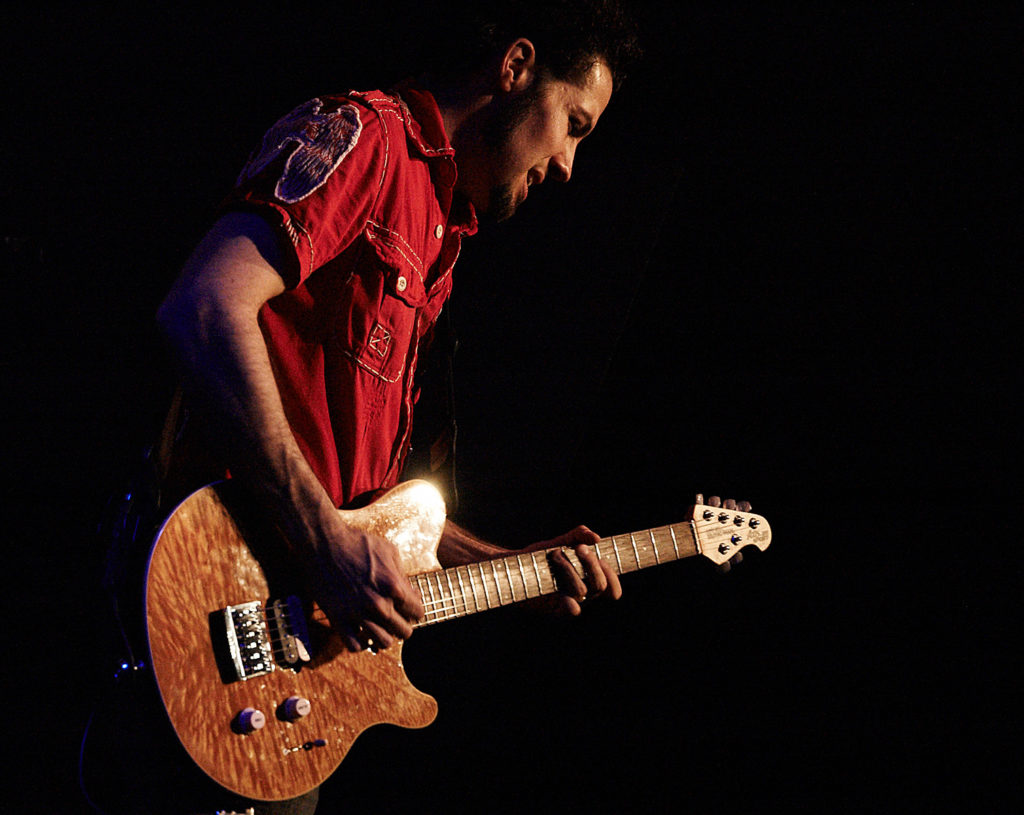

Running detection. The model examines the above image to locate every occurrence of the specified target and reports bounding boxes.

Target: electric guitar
[144,480,772,801]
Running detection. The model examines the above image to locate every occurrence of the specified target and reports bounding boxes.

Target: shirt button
[434,224,444,239]
[396,276,407,292]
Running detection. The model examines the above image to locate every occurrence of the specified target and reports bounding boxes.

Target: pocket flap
[364,222,427,306]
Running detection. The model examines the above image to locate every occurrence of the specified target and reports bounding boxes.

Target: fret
[669,525,680,559]
[465,565,480,613]
[515,554,529,597]
[433,572,446,617]
[416,575,431,622]
[423,573,438,620]
[629,533,641,571]
[455,568,469,616]
[479,562,493,609]
[491,561,503,605]
[428,573,442,621]
[444,570,460,617]
[534,550,552,594]
[503,558,516,602]
[611,535,623,574]
[650,529,660,565]
[530,552,543,597]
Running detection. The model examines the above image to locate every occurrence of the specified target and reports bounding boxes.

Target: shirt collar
[392,81,477,236]
[393,81,454,160]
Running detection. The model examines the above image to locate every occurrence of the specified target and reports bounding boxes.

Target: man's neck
[417,74,492,150]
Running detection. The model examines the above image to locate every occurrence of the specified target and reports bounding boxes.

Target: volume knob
[281,695,311,721]
[237,707,266,733]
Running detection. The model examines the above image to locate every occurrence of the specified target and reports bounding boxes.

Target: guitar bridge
[223,601,274,681]
[218,597,312,683]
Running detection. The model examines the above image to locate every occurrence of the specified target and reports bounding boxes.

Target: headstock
[690,504,772,566]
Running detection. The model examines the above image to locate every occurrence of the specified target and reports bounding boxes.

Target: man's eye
[569,118,584,137]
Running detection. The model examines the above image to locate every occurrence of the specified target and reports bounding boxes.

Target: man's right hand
[306,516,424,652]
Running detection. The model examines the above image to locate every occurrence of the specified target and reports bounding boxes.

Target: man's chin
[481,185,519,224]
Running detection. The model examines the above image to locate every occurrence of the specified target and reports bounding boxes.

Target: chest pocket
[342,224,428,384]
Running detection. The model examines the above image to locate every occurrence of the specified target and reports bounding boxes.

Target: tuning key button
[237,707,266,734]
[281,696,311,722]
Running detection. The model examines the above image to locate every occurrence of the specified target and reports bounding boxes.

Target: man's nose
[550,143,576,183]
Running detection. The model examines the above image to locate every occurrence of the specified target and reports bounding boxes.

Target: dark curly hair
[428,1,642,92]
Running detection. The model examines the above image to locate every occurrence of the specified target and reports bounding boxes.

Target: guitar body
[144,480,446,802]
[139,477,771,803]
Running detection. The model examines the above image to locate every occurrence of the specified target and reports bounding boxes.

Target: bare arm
[157,211,423,651]
[438,519,622,615]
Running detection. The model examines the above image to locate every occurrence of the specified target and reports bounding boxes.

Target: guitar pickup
[266,597,312,667]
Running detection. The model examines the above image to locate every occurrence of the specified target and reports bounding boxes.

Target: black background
[3,3,1018,812]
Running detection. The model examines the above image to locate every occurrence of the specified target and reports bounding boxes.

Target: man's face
[468,59,614,222]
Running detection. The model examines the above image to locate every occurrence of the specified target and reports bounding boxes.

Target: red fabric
[224,87,476,507]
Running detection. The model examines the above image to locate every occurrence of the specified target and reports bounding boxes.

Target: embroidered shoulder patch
[238,99,363,204]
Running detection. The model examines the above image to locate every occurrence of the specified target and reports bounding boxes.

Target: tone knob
[281,695,311,721]
[237,707,266,733]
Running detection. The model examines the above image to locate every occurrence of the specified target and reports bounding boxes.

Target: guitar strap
[153,385,185,486]
[97,386,187,668]
[407,303,460,511]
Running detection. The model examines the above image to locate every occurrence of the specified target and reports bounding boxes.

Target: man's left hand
[526,526,622,615]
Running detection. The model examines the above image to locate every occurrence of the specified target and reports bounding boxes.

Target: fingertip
[574,525,599,545]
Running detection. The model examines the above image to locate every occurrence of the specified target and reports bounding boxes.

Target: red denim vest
[225,86,476,507]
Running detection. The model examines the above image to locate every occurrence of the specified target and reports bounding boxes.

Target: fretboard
[412,521,700,627]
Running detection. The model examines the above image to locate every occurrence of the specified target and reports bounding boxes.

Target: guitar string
[412,531,702,615]
[413,541,693,599]
[269,524,725,625]
[415,564,682,618]
[285,524,724,625]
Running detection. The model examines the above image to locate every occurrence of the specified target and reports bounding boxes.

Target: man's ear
[498,38,537,92]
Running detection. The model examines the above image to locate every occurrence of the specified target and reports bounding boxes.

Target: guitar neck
[412,522,700,627]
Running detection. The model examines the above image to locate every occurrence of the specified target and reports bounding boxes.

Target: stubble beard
[479,81,543,224]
